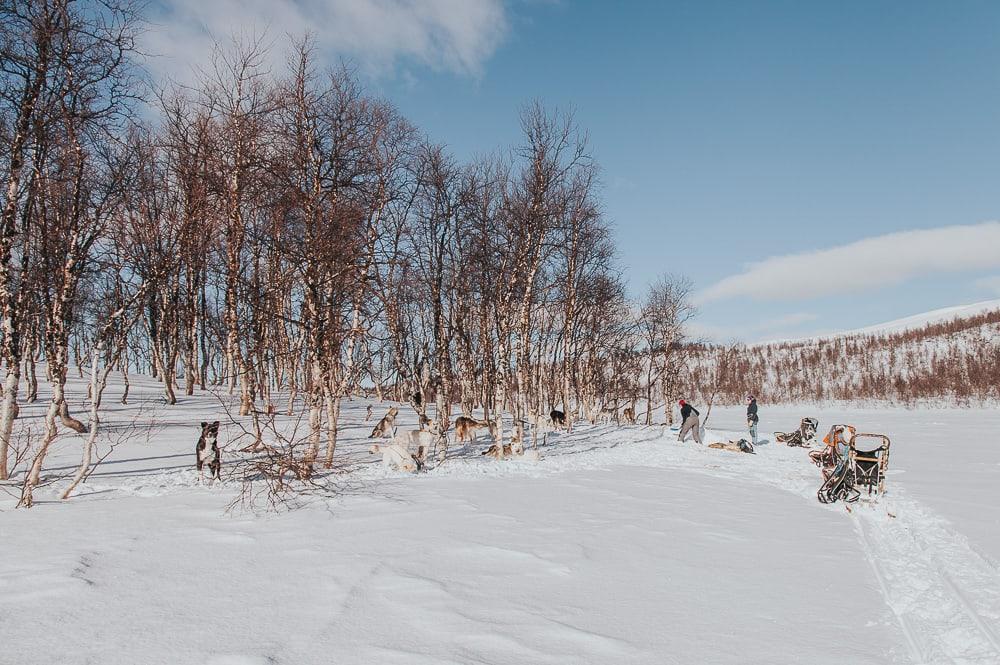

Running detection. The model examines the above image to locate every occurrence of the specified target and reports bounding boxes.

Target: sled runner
[774,417,819,447]
[816,429,891,504]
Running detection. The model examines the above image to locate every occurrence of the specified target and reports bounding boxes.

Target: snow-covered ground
[837,299,1000,338]
[768,298,1000,343]
[2,375,999,664]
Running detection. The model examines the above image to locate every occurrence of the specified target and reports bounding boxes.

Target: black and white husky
[195,421,221,482]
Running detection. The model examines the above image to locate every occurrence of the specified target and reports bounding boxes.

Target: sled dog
[708,439,755,454]
[195,421,221,481]
[454,416,490,443]
[481,442,513,460]
[369,407,399,439]
[369,442,421,472]
[623,406,636,425]
[399,425,445,465]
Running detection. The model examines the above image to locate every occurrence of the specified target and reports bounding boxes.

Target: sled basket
[800,417,819,443]
[775,417,819,447]
[816,431,891,504]
[850,433,891,496]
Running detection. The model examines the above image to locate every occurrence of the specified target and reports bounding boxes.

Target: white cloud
[697,221,1000,303]
[689,311,818,343]
[142,0,508,84]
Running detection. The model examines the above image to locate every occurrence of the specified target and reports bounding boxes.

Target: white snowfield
[771,298,1000,343]
[840,298,1000,337]
[2,375,1000,664]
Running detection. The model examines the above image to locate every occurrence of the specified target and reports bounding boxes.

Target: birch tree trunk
[61,345,107,500]
[0,364,19,480]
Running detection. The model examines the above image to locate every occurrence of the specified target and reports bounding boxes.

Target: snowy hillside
[778,298,1000,343]
[688,302,1000,404]
[3,372,1000,663]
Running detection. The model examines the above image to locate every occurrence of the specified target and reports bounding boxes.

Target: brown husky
[623,406,637,425]
[454,415,490,444]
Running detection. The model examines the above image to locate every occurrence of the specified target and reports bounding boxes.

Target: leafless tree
[15,0,142,506]
[637,276,695,425]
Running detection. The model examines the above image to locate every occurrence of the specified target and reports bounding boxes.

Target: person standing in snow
[746,395,759,445]
[677,399,702,444]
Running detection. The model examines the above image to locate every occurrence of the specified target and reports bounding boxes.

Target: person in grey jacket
[677,399,702,444]
[746,395,759,445]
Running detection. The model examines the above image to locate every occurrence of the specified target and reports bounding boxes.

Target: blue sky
[147,0,1000,341]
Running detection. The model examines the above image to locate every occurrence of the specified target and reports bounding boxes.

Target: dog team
[194,397,759,477]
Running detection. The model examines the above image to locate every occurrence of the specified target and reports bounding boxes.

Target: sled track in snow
[855,516,925,664]
[540,424,1000,665]
[545,425,1000,664]
[853,496,1000,664]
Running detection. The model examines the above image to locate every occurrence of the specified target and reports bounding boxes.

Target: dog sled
[774,417,819,447]
[815,426,891,504]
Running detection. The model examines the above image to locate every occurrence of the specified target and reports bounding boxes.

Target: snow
[769,298,1000,343]
[3,374,1000,664]
[839,299,1000,337]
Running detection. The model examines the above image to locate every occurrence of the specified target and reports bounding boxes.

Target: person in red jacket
[677,399,702,444]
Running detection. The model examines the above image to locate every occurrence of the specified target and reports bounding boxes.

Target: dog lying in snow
[480,443,542,462]
[481,442,540,461]
[708,439,755,454]
[369,406,399,439]
[195,421,221,481]
[368,441,421,472]
[481,442,513,459]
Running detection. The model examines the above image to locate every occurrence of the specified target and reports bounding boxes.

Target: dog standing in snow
[368,441,421,472]
[195,421,221,482]
[369,406,399,439]
[623,406,637,425]
[397,426,445,465]
[549,409,567,430]
[529,412,555,447]
[454,416,490,444]
[596,406,617,424]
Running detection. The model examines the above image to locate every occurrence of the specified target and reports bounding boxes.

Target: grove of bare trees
[10,2,987,510]
[1,1,697,505]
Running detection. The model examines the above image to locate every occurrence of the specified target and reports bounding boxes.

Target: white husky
[368,441,420,472]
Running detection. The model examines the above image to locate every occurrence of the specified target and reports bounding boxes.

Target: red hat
[678,399,686,405]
